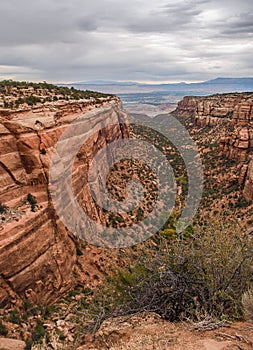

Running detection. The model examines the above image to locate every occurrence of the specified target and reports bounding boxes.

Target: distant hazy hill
[76,80,140,86]
[203,77,253,85]
[60,78,253,95]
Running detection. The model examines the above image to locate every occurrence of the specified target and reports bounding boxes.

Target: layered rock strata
[0,98,129,307]
[174,93,253,200]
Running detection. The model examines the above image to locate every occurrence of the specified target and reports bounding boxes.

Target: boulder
[0,338,25,350]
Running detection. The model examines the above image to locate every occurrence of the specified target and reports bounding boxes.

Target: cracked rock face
[0,98,129,307]
[175,93,253,128]
[243,159,253,201]
[174,93,253,201]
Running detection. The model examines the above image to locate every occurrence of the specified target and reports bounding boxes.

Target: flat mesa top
[0,80,118,131]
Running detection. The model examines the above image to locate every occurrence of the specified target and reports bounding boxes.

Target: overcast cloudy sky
[0,0,252,83]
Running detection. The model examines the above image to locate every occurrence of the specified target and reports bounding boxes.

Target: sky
[0,0,252,83]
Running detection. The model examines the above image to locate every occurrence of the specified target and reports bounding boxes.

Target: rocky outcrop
[219,127,251,162]
[174,93,253,127]
[174,93,253,201]
[0,97,129,307]
[243,158,253,201]
[173,96,199,118]
[0,338,25,350]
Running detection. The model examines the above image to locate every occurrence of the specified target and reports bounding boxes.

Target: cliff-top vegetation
[0,80,114,109]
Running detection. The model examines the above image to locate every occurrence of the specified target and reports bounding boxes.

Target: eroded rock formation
[243,158,253,201]
[175,93,253,127]
[174,93,253,201]
[0,97,129,307]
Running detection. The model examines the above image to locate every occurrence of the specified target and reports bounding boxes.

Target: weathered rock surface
[0,98,129,307]
[174,93,253,201]
[243,158,253,201]
[175,93,253,128]
[0,338,25,350]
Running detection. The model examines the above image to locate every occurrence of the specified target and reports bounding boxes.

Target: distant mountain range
[60,78,253,95]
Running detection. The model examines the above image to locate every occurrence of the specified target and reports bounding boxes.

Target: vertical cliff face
[174,96,199,118]
[174,93,253,201]
[174,93,253,127]
[0,98,129,307]
[243,158,253,201]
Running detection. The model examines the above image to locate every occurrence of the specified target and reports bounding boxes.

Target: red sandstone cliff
[0,97,129,307]
[174,93,253,201]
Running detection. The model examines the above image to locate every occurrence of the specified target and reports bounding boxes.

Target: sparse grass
[104,333,176,350]
[242,288,253,320]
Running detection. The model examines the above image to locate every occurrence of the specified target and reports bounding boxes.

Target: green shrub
[235,198,250,208]
[76,247,83,256]
[104,217,253,322]
[23,298,33,311]
[8,309,22,325]
[160,228,176,240]
[31,320,47,342]
[25,96,41,106]
[0,319,8,336]
[0,202,7,214]
[24,339,32,350]
[27,193,37,212]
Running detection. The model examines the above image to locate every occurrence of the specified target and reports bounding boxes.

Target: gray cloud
[222,13,253,35]
[124,2,203,33]
[0,0,252,82]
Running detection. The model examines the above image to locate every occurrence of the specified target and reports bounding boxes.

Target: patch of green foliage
[27,193,37,212]
[88,217,253,324]
[0,319,8,336]
[0,80,115,103]
[0,202,7,214]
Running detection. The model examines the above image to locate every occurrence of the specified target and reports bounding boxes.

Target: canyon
[0,85,253,349]
[1,88,253,309]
